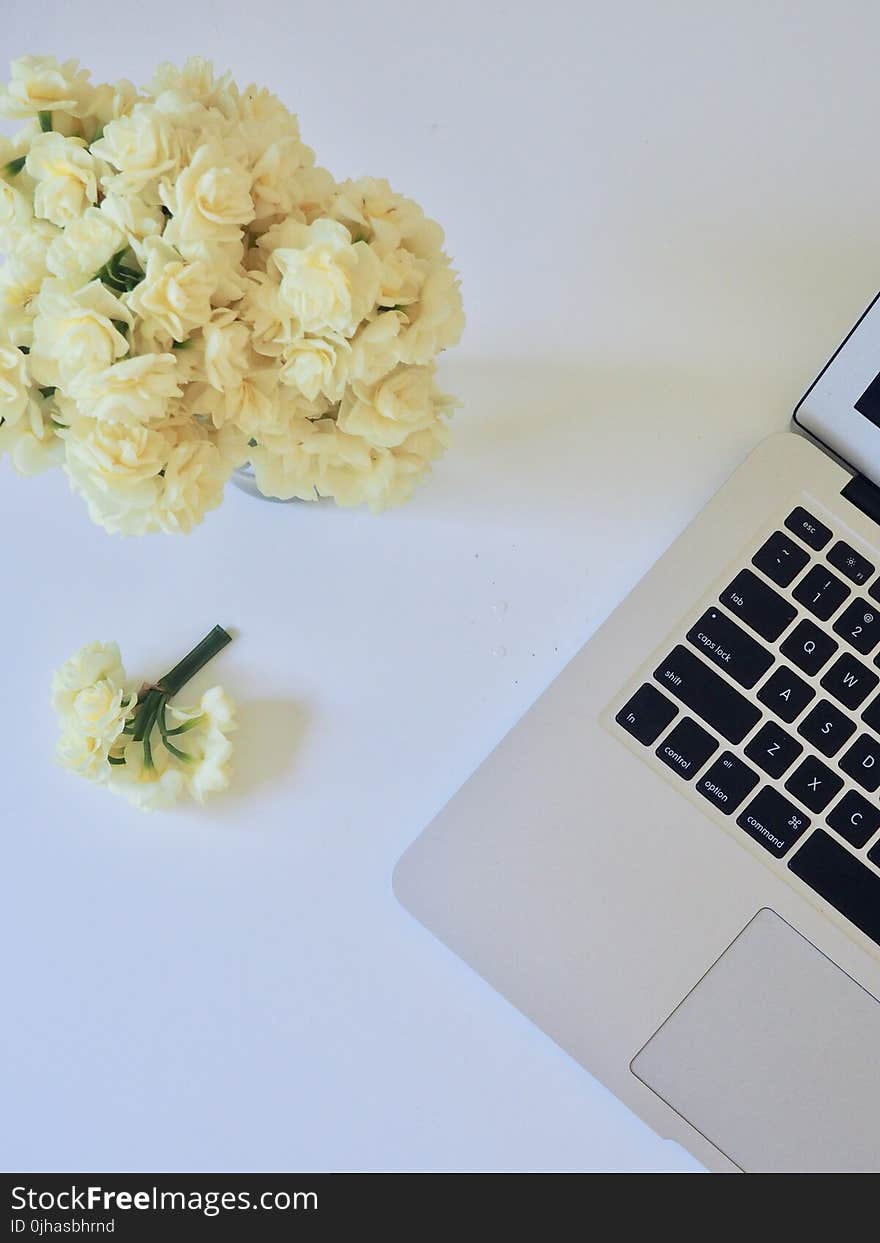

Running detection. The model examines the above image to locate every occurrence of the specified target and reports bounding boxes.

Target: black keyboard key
[839,734,880,792]
[751,531,810,588]
[827,540,875,587]
[719,570,797,642]
[790,830,880,948]
[616,683,678,745]
[757,666,815,723]
[860,692,880,736]
[784,756,844,813]
[780,619,838,676]
[685,608,774,689]
[827,790,880,849]
[833,598,880,654]
[656,717,718,780]
[797,699,856,757]
[820,652,878,710]
[792,566,850,621]
[744,721,803,778]
[737,787,810,858]
[653,646,761,745]
[868,838,880,868]
[696,752,759,815]
[785,506,832,550]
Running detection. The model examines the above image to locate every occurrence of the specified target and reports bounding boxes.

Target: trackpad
[631,908,880,1172]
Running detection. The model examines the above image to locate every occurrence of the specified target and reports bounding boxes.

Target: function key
[752,531,810,588]
[655,717,718,781]
[737,787,810,858]
[827,789,880,849]
[615,683,678,745]
[839,734,880,793]
[784,756,844,814]
[780,619,838,676]
[685,608,774,689]
[696,752,759,815]
[833,599,880,655]
[797,699,856,757]
[744,721,803,778]
[719,569,797,642]
[820,652,879,710]
[757,665,815,723]
[827,540,875,587]
[785,506,832,550]
[792,566,850,621]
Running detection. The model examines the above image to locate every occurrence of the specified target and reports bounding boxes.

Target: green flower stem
[157,625,232,698]
[38,110,52,132]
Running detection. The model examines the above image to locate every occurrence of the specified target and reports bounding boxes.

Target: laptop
[395,293,880,1173]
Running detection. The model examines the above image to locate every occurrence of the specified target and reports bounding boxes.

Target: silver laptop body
[395,295,880,1172]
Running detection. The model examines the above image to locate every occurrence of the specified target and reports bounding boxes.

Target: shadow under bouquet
[0,56,464,533]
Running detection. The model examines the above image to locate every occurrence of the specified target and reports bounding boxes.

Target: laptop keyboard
[614,505,880,952]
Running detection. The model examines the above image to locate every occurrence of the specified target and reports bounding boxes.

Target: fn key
[615,684,678,745]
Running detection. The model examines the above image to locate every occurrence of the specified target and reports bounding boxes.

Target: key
[860,691,880,736]
[655,717,717,781]
[615,683,678,745]
[757,666,815,723]
[820,652,878,710]
[785,506,832,550]
[827,540,875,587]
[685,608,774,689]
[827,790,880,849]
[833,599,880,655]
[653,647,761,744]
[785,756,844,813]
[780,619,838,676]
[792,566,850,621]
[797,699,856,757]
[719,569,797,642]
[751,531,810,588]
[790,830,880,948]
[696,752,759,815]
[737,787,810,858]
[839,734,880,792]
[744,721,803,778]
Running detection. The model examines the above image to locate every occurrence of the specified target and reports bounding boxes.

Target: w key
[820,652,879,710]
[686,608,773,689]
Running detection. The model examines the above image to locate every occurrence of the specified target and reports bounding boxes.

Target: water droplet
[491,600,509,618]
[491,645,507,659]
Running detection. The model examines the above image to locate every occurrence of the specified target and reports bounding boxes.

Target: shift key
[686,608,775,689]
[653,646,762,744]
[719,568,797,642]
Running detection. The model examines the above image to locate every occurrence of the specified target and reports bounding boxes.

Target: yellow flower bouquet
[0,56,464,533]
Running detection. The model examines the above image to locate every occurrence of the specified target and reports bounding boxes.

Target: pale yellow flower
[161,141,254,248]
[45,209,125,285]
[26,132,99,227]
[269,218,381,337]
[68,353,181,425]
[91,104,180,196]
[0,56,93,119]
[30,280,130,387]
[279,332,350,402]
[164,686,236,802]
[126,238,216,343]
[337,363,438,449]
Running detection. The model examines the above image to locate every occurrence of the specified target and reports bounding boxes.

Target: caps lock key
[686,608,774,689]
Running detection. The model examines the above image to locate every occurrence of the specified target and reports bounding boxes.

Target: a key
[757,666,815,723]
[719,569,797,642]
[784,756,843,813]
[696,752,759,815]
[615,684,678,745]
[827,790,880,849]
[792,566,850,621]
[839,734,880,792]
[859,691,880,736]
[797,699,857,757]
[752,531,810,588]
[653,647,761,744]
[655,717,717,781]
[827,540,875,587]
[685,608,774,689]
[790,831,880,948]
[784,506,832,551]
[780,619,838,676]
[744,721,803,778]
[833,599,880,655]
[820,652,878,710]
[737,787,810,858]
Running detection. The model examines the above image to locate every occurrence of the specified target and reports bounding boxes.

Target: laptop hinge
[841,473,880,528]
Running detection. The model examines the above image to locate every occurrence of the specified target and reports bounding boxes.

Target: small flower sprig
[53,624,236,811]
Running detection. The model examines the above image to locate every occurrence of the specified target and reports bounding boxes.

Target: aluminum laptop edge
[394,292,880,1173]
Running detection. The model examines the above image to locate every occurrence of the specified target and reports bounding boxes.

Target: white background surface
[4,1,880,1173]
